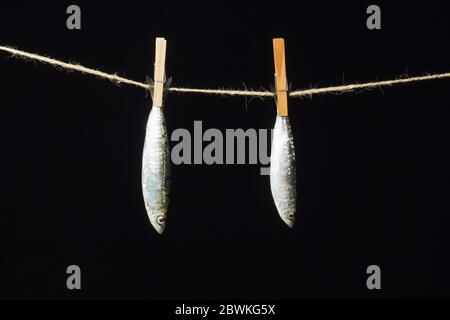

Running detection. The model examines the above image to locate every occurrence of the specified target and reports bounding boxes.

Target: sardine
[142,106,170,234]
[270,115,296,227]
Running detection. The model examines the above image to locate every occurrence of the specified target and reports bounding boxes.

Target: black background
[1,1,449,300]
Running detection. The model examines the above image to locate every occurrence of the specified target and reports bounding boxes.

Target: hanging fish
[142,105,170,234]
[270,38,296,228]
[270,115,296,227]
[142,37,170,234]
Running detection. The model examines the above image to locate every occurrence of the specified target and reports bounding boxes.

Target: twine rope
[1,45,449,98]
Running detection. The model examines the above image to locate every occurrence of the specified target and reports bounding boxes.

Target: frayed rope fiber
[1,45,450,98]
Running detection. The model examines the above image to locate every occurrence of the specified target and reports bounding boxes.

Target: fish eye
[156,215,165,225]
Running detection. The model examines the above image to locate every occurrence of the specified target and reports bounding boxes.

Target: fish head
[281,211,295,228]
[151,213,167,234]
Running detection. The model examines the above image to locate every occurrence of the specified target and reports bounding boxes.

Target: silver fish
[270,115,296,228]
[142,106,170,234]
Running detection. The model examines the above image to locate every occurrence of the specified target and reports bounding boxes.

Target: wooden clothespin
[273,38,288,116]
[152,37,167,107]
